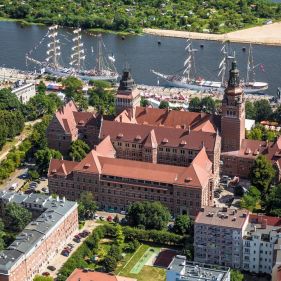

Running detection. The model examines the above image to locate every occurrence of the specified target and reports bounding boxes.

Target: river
[0,21,280,95]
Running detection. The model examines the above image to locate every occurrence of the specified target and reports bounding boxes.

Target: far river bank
[144,22,281,46]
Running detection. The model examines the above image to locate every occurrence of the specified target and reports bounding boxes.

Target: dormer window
[117,133,123,138]
[162,138,168,144]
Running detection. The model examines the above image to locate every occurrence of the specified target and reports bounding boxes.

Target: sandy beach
[144,22,281,46]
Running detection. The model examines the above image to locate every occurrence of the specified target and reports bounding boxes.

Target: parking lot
[213,175,251,209]
[40,220,99,278]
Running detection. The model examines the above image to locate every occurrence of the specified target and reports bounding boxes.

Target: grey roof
[0,191,77,274]
[168,256,230,281]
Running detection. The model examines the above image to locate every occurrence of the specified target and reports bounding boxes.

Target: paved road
[0,119,41,163]
[0,167,28,191]
[42,220,100,278]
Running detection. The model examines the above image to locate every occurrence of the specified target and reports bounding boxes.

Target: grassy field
[116,244,165,281]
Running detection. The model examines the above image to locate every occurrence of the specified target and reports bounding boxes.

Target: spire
[228,61,240,88]
[118,68,136,91]
[224,60,243,97]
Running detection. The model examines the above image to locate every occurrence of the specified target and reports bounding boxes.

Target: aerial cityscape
[1,1,281,281]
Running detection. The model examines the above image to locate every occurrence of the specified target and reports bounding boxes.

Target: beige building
[194,206,249,269]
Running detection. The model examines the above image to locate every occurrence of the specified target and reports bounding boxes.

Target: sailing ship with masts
[151,40,268,94]
[26,25,118,81]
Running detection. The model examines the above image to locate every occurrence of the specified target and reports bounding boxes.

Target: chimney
[188,126,191,134]
[119,115,123,122]
[261,219,267,229]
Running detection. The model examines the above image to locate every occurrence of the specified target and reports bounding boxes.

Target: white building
[167,255,230,281]
[11,81,36,104]
[243,214,281,276]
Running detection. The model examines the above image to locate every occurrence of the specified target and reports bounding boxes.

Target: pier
[137,84,274,104]
[0,67,275,106]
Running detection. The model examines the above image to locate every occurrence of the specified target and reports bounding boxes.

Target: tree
[247,126,263,140]
[62,77,88,110]
[78,192,97,220]
[4,202,32,232]
[245,101,256,119]
[230,270,244,281]
[35,148,62,175]
[159,100,169,109]
[126,201,171,230]
[69,140,90,162]
[264,184,281,216]
[201,96,216,114]
[0,88,22,111]
[103,255,117,272]
[33,276,54,281]
[240,186,261,211]
[115,224,125,248]
[37,81,47,95]
[188,97,201,112]
[254,99,273,122]
[250,155,275,194]
[140,97,151,107]
[173,215,192,235]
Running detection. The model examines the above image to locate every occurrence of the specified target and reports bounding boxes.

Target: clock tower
[221,61,245,152]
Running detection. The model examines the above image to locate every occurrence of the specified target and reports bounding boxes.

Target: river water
[0,21,280,95]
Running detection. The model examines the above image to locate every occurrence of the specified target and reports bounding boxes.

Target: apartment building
[167,255,230,281]
[48,137,214,216]
[194,206,249,269]
[243,214,281,275]
[0,192,78,281]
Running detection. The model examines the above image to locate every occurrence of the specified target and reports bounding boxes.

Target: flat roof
[168,255,230,281]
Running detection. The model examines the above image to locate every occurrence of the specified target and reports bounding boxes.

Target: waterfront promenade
[0,67,274,105]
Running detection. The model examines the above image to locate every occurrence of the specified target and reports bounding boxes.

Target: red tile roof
[100,120,219,152]
[49,147,212,188]
[249,214,281,226]
[48,159,78,176]
[115,107,218,133]
[54,101,99,133]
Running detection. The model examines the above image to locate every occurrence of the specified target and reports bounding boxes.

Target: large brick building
[48,137,214,216]
[0,192,78,281]
[47,101,101,156]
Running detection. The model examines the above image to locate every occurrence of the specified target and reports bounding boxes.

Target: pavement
[42,220,100,279]
[0,166,28,191]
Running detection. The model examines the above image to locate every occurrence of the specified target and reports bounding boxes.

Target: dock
[0,67,275,106]
[137,84,274,104]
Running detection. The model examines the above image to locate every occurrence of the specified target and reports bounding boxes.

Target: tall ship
[26,25,118,81]
[151,40,268,94]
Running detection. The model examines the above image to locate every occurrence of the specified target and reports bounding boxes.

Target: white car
[9,183,18,190]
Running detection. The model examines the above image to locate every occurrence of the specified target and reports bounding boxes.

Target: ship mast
[70,28,85,72]
[46,25,61,69]
[96,34,103,74]
[183,39,197,81]
[218,41,235,85]
[246,44,255,84]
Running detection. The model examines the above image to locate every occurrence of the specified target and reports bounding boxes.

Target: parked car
[9,183,18,190]
[82,230,90,236]
[47,265,56,271]
[107,215,113,222]
[61,250,69,257]
[42,272,50,276]
[67,243,74,248]
[73,237,80,243]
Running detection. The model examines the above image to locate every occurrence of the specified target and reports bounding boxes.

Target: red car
[107,216,113,222]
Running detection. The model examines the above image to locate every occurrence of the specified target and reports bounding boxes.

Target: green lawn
[116,244,165,281]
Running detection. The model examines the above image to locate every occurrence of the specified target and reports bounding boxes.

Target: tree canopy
[173,214,192,235]
[250,155,275,194]
[78,192,97,220]
[126,201,171,230]
[35,147,62,175]
[0,88,22,111]
[2,0,281,33]
[230,270,244,281]
[33,276,54,281]
[4,202,32,232]
[70,139,90,162]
